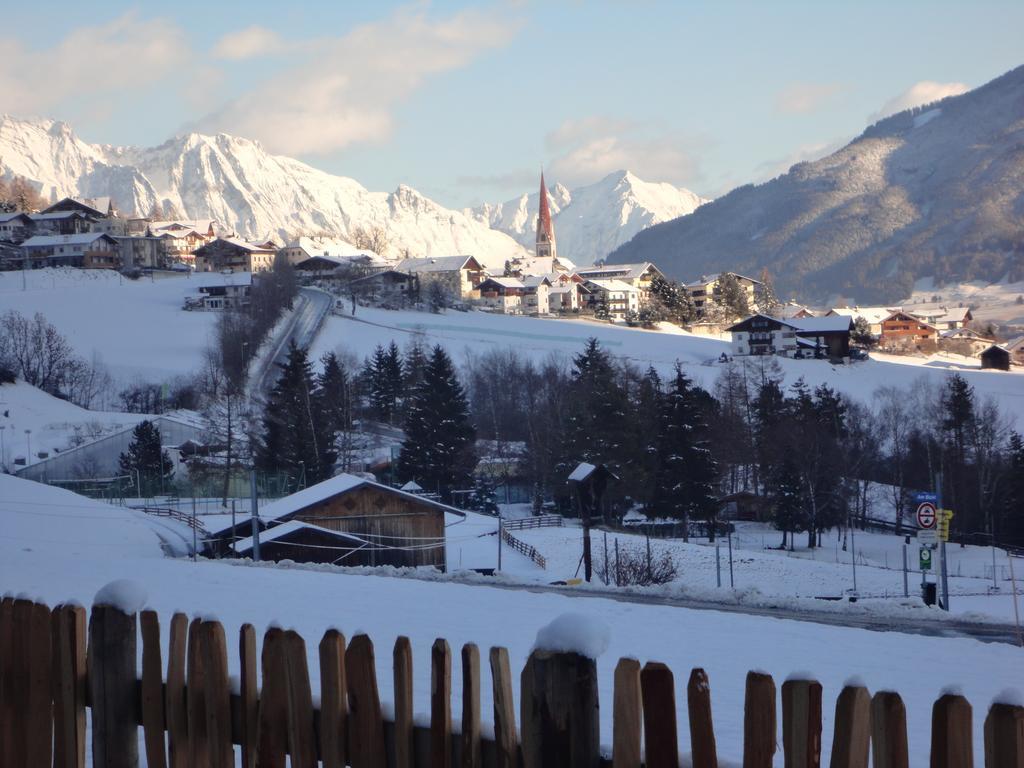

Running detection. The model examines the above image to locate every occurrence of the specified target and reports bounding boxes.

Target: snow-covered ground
[3,473,1022,765]
[0,268,225,383]
[313,306,1024,425]
[905,277,1024,326]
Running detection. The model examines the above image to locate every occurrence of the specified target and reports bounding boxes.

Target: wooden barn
[980,345,1010,371]
[206,474,461,570]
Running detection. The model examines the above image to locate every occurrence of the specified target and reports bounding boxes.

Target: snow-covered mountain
[0,115,528,268]
[472,170,707,265]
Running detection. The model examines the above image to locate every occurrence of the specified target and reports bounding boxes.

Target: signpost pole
[727,530,735,588]
[849,515,858,594]
[936,472,949,611]
[902,540,909,598]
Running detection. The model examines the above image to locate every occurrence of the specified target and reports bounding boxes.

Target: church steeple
[535,170,556,259]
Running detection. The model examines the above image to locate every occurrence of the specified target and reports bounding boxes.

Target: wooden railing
[139,506,209,534]
[501,515,563,532]
[500,527,547,569]
[1,596,1023,767]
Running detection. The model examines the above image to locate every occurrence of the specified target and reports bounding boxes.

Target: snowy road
[253,287,334,398]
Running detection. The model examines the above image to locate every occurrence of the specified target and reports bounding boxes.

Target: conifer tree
[397,345,476,500]
[119,420,173,496]
[757,268,781,316]
[715,273,750,320]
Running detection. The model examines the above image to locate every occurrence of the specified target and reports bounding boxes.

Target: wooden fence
[1,595,1023,768]
[502,516,564,532]
[500,527,547,569]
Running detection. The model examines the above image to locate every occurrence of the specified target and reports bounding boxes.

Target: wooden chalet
[879,311,939,350]
[194,237,276,273]
[980,345,1010,371]
[205,473,464,569]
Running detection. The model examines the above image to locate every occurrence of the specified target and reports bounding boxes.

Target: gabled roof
[684,271,762,289]
[480,276,525,290]
[882,310,940,329]
[1005,336,1024,352]
[575,262,661,281]
[197,237,276,254]
[585,278,636,293]
[827,306,894,325]
[789,316,854,333]
[941,327,989,340]
[522,275,552,288]
[231,519,366,554]
[395,255,481,273]
[0,212,33,224]
[29,211,89,221]
[42,196,111,217]
[21,232,117,247]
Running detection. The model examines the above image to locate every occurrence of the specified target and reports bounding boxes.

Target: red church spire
[536,171,555,246]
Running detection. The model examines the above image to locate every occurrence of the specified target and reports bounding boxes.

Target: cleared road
[252,287,334,399]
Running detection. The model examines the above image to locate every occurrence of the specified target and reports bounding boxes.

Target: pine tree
[1001,433,1024,546]
[593,294,611,321]
[257,341,335,488]
[119,420,174,496]
[715,273,750,320]
[317,352,356,471]
[757,268,780,316]
[396,346,476,500]
[771,455,805,550]
[367,343,404,424]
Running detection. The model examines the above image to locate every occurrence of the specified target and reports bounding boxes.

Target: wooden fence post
[8,598,33,766]
[187,618,209,767]
[687,668,718,768]
[641,661,679,768]
[166,612,189,768]
[258,627,289,768]
[202,621,234,768]
[0,596,14,767]
[393,636,414,768]
[320,629,349,768]
[345,633,386,768]
[239,623,259,768]
[283,630,317,768]
[140,610,168,768]
[743,671,776,768]
[520,649,600,768]
[781,678,821,768]
[27,601,54,768]
[52,603,87,768]
[89,602,140,768]
[462,643,482,768]
[431,638,453,768]
[984,703,1024,768]
[871,692,909,768]
[489,647,518,768]
[612,658,642,768]
[931,693,973,768]
[830,685,871,768]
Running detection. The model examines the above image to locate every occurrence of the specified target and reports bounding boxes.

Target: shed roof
[395,255,480,273]
[21,232,117,247]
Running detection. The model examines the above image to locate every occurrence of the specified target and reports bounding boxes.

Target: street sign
[920,547,933,571]
[938,509,954,542]
[918,529,938,546]
[916,501,937,529]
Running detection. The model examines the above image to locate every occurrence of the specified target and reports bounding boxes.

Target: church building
[536,172,557,259]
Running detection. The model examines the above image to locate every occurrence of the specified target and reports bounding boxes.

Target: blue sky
[2,1,1022,207]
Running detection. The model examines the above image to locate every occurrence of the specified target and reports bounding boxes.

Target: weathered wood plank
[8,598,32,766]
[462,643,482,768]
[641,661,679,768]
[89,603,139,768]
[26,601,54,768]
[871,691,909,768]
[257,627,289,768]
[612,658,641,768]
[393,636,414,768]
[0,596,12,767]
[52,603,87,768]
[140,610,168,768]
[431,638,453,768]
[830,685,871,768]
[187,618,209,768]
[283,629,317,768]
[345,633,386,768]
[687,668,718,768]
[742,671,776,768]
[201,621,233,768]
[239,623,258,768]
[166,612,189,768]
[489,646,518,768]
[984,703,1024,768]
[781,678,821,768]
[320,629,348,768]
[931,693,973,768]
[520,649,600,768]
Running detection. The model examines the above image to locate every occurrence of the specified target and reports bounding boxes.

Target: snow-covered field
[2,473,1021,765]
[0,268,225,382]
[313,306,1024,424]
[905,277,1024,326]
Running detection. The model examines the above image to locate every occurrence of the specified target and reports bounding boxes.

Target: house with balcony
[20,232,121,269]
[727,314,853,360]
[684,272,762,316]
[522,275,552,314]
[879,311,940,351]
[477,276,525,313]
[574,262,664,306]
[193,237,277,273]
[582,279,640,319]
[395,255,485,300]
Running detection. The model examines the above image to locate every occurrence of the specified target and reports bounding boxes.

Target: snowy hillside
[0,115,528,268]
[472,170,707,265]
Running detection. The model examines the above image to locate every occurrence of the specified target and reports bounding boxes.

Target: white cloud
[869,80,969,123]
[774,82,844,115]
[0,12,189,116]
[543,117,704,188]
[197,6,520,156]
[212,26,285,60]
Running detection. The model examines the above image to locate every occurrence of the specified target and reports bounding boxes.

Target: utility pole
[191,496,197,562]
[936,471,950,611]
[497,513,502,571]
[727,530,735,588]
[250,469,260,562]
[902,537,909,598]
[849,514,858,594]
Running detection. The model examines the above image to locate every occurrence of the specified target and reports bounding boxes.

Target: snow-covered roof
[1005,335,1024,352]
[149,219,215,234]
[684,271,762,288]
[231,519,365,553]
[29,211,88,221]
[586,278,636,293]
[21,232,116,247]
[827,306,894,325]
[522,275,552,288]
[568,462,597,482]
[205,237,276,253]
[395,255,479,273]
[574,262,657,281]
[401,480,423,492]
[0,212,32,223]
[481,276,524,289]
[790,316,854,333]
[940,327,989,340]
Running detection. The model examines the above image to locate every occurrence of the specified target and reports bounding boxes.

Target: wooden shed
[980,344,1010,371]
[206,473,461,570]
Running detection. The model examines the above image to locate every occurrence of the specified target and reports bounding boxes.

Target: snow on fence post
[931,693,973,768]
[829,685,871,768]
[52,602,87,768]
[431,638,453,768]
[781,677,821,768]
[320,629,349,768]
[461,643,482,768]
[345,633,387,768]
[612,658,642,768]
[186,618,209,766]
[984,702,1024,767]
[743,671,777,768]
[239,623,259,768]
[489,647,518,768]
[687,668,718,768]
[139,610,167,768]
[871,691,909,768]
[165,612,189,768]
[641,661,679,768]
[393,636,414,768]
[90,582,145,768]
